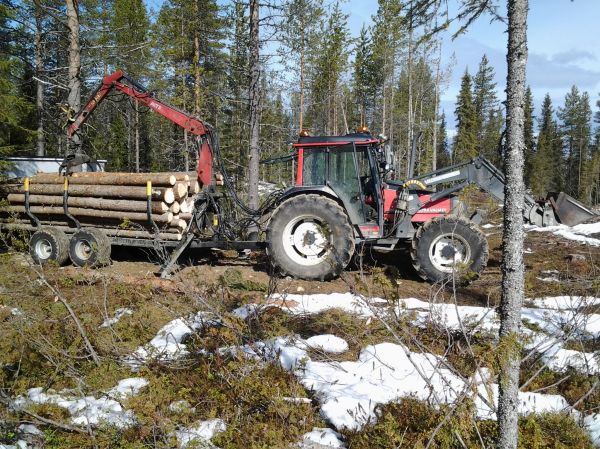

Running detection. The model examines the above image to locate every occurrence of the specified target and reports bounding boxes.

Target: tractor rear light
[358,225,380,239]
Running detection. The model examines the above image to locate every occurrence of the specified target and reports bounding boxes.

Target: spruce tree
[558,86,592,199]
[436,112,451,167]
[452,69,477,163]
[352,26,374,128]
[530,94,563,196]
[306,1,349,134]
[473,54,502,160]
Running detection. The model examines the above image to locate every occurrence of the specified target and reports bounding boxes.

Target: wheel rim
[74,239,93,261]
[428,233,471,274]
[35,239,53,260]
[282,215,331,266]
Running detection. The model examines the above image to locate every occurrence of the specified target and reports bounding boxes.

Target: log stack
[0,171,199,241]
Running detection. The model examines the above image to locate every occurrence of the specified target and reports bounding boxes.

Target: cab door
[327,143,381,238]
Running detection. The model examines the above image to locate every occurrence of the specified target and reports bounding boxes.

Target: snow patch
[0,441,31,449]
[528,296,600,310]
[305,335,349,354]
[100,308,133,328]
[585,413,600,446]
[301,428,345,448]
[107,377,149,399]
[126,312,214,368]
[12,378,147,428]
[529,224,600,246]
[175,418,226,448]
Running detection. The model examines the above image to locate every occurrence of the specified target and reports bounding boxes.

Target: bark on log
[8,184,175,203]
[30,172,178,186]
[0,222,183,241]
[1,205,173,223]
[178,213,192,220]
[7,194,170,214]
[172,172,191,182]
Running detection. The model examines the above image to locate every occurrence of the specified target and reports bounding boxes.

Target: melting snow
[12,378,147,428]
[529,223,600,247]
[585,414,600,446]
[305,335,349,354]
[100,308,133,328]
[175,418,226,448]
[0,441,30,449]
[107,378,149,399]
[126,312,215,368]
[301,428,345,448]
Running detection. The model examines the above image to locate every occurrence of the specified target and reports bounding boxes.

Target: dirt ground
[55,224,600,307]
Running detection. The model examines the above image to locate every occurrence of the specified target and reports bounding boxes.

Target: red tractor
[19,70,596,283]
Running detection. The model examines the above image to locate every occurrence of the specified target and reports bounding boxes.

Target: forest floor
[1,218,600,449]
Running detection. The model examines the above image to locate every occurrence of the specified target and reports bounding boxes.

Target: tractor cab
[291,132,385,240]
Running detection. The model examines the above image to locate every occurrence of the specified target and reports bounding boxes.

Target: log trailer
[4,70,597,283]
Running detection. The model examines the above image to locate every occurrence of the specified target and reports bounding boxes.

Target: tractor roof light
[299,129,311,137]
[357,125,370,134]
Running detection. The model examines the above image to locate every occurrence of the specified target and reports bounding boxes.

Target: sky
[343,0,600,131]
[143,0,600,132]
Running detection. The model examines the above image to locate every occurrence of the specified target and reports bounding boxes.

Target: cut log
[191,180,200,194]
[169,201,180,214]
[8,184,175,203]
[169,219,188,231]
[6,194,170,214]
[31,172,178,186]
[180,198,193,213]
[178,213,193,221]
[1,205,173,223]
[173,182,188,201]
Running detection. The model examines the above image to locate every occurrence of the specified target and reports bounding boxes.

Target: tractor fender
[268,186,353,225]
[273,185,344,210]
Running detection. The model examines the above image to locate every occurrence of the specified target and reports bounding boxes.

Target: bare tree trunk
[65,0,81,165]
[134,102,140,172]
[406,23,414,177]
[497,2,528,449]
[432,40,442,171]
[34,2,44,157]
[299,45,305,131]
[247,0,261,211]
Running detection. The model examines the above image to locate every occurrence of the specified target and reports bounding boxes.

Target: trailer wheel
[69,228,111,268]
[411,216,488,284]
[267,194,354,280]
[29,227,70,266]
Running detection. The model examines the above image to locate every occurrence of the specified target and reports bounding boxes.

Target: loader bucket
[549,192,597,226]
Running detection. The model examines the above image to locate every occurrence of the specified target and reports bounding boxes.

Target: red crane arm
[67,70,214,186]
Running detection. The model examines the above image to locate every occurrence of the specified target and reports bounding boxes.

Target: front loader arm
[399,157,557,226]
[67,70,214,186]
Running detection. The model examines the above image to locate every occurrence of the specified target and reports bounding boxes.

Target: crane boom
[66,70,214,186]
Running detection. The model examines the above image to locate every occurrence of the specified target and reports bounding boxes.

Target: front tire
[411,216,488,284]
[267,194,354,280]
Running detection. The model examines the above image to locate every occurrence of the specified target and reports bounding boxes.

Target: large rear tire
[267,194,354,280]
[410,216,488,284]
[69,228,111,268]
[29,227,70,266]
